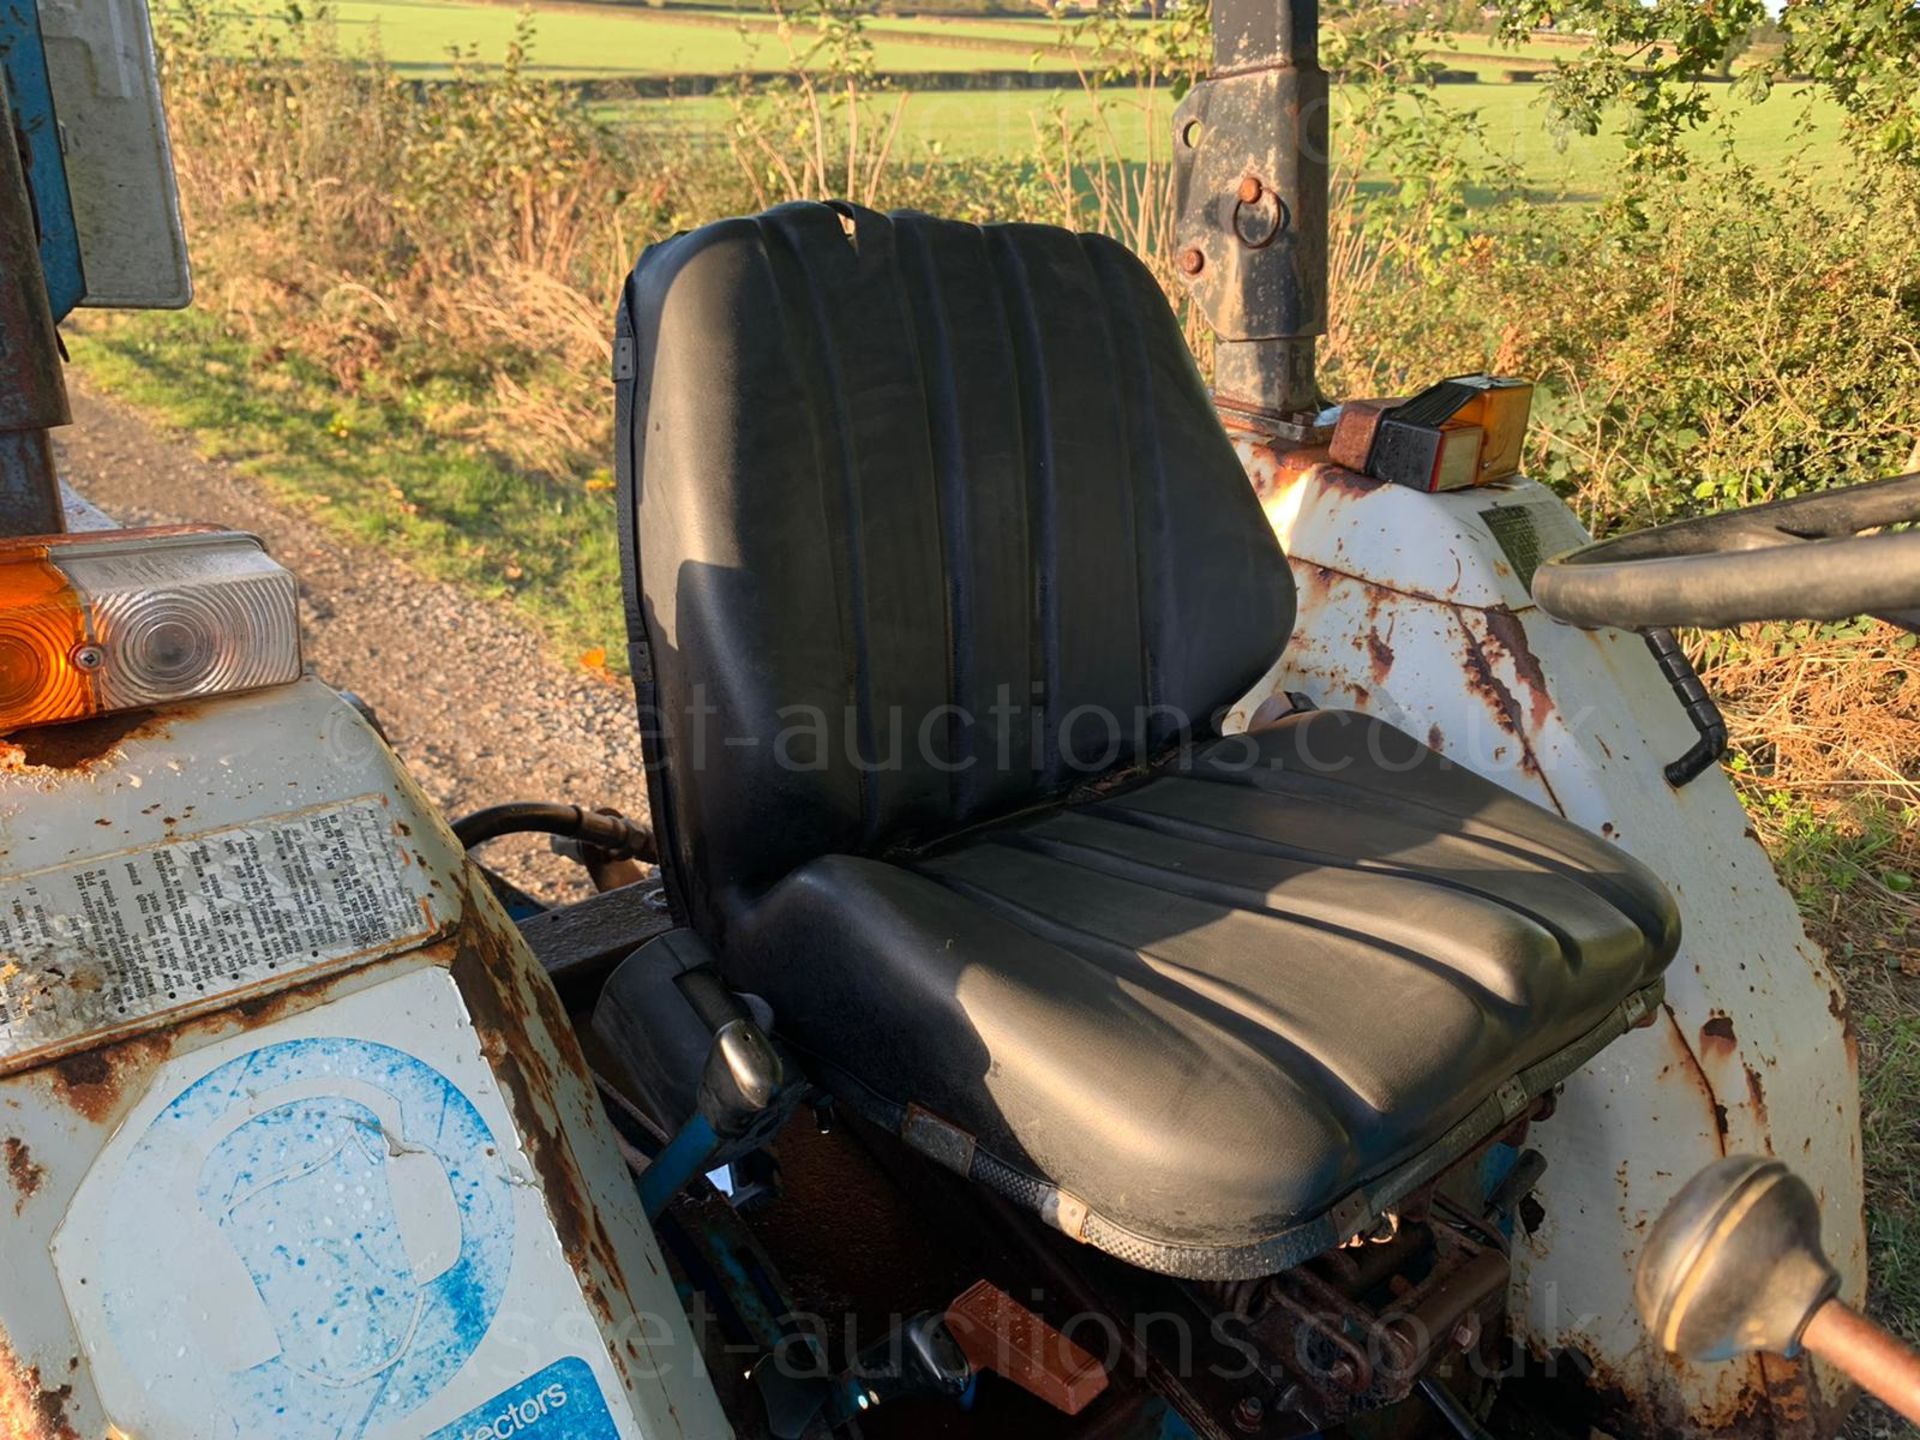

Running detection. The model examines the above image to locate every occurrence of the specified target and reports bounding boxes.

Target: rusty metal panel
[1226,429,1865,1439]
[0,678,730,1439]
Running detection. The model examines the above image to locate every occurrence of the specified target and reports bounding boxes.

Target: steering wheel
[1532,472,1920,631]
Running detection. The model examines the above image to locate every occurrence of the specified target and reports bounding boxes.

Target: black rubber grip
[1643,628,1729,787]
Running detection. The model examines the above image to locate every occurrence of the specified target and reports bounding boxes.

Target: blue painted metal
[1129,1395,1210,1439]
[641,1111,721,1219]
[1479,1141,1522,1240]
[0,1,82,319]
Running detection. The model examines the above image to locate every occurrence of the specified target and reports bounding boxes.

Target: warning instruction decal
[0,798,438,1064]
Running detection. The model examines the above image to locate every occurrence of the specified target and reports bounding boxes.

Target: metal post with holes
[0,64,70,537]
[1172,0,1328,435]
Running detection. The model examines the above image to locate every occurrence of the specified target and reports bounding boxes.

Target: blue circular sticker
[95,1037,517,1438]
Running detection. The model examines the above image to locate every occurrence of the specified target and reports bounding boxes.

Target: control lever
[755,1312,972,1440]
[1637,1156,1920,1425]
[637,967,789,1218]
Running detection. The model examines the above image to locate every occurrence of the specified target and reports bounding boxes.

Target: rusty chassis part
[1228,1218,1509,1428]
[1198,1107,1546,1430]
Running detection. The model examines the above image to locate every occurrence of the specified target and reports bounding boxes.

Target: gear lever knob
[1636,1155,1839,1362]
[1639,1155,1920,1426]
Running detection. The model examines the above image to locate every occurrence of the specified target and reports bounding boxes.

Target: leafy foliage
[1487,0,1920,179]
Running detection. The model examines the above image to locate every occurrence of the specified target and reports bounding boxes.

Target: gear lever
[1637,1155,1920,1425]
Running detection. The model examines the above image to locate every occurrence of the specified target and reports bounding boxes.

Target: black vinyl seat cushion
[726,712,1676,1278]
[615,202,1679,1281]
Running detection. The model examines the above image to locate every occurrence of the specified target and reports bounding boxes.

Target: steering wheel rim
[1532,472,1920,630]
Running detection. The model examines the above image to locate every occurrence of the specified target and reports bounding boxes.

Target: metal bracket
[1172,68,1328,345]
[1496,1076,1531,1121]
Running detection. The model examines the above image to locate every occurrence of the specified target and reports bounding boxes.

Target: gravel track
[51,379,649,901]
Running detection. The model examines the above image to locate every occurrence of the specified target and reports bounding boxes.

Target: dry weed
[1695,622,1920,964]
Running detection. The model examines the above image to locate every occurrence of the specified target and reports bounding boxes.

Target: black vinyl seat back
[616,202,1295,941]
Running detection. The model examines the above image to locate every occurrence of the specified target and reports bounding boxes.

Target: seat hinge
[1328,1190,1371,1245]
[1496,1077,1531,1121]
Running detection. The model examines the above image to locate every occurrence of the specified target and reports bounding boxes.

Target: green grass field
[177,0,1845,189]
[198,0,1088,76]
[621,77,1844,194]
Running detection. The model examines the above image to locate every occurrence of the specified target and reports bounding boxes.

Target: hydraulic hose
[451,802,657,862]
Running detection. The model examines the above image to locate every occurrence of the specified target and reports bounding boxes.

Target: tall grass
[155,3,734,482]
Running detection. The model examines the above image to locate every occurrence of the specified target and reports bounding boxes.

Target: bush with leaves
[1489,0,1920,183]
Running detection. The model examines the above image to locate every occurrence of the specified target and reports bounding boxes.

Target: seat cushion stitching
[1083,235,1169,731]
[764,213,880,843]
[986,828,1535,1014]
[1178,759,1664,926]
[1091,794,1601,958]
[895,217,972,820]
[986,228,1058,786]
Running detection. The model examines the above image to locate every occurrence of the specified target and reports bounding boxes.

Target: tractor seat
[614,202,1680,1280]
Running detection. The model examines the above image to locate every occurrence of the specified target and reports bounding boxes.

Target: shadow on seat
[613,201,1680,1280]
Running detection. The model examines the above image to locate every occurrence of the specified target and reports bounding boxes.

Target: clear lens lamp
[0,527,302,733]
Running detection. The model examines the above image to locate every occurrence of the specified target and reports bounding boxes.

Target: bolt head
[1237,174,1264,204]
[70,644,106,673]
[1178,247,1206,276]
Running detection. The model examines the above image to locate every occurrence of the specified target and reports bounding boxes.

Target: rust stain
[1829,985,1860,1074]
[3,1136,43,1213]
[1,709,178,775]
[447,878,673,1409]
[1566,1332,1782,1438]
[1319,465,1385,501]
[1744,1064,1772,1138]
[1699,1013,1738,1060]
[1232,431,1385,510]
[36,960,416,1123]
[1459,628,1523,740]
[1449,606,1571,815]
[46,1032,169,1124]
[1756,1348,1834,1435]
[0,1331,79,1440]
[1292,561,1339,605]
[1659,1002,1728,1158]
[1366,625,1395,686]
[1426,723,1445,751]
[1481,606,1553,732]
[1454,616,1551,787]
[1239,442,1331,505]
[3,866,674,1428]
